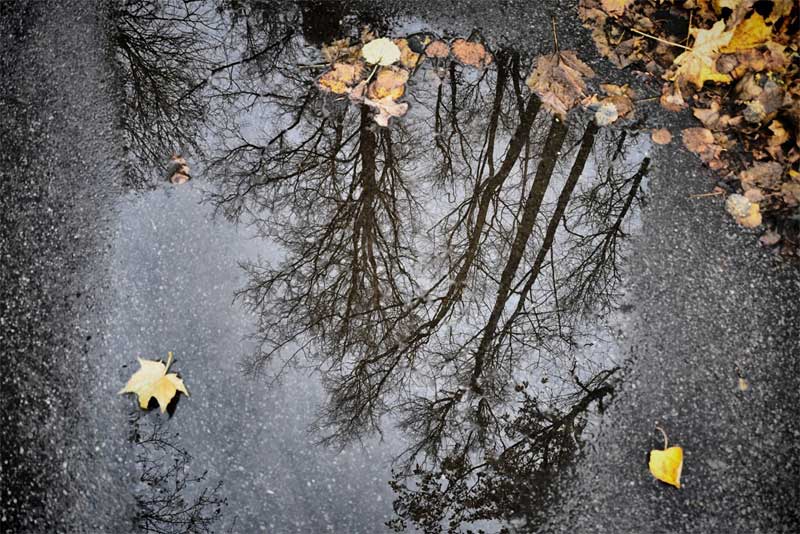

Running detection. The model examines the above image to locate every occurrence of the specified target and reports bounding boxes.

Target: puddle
[108,1,652,531]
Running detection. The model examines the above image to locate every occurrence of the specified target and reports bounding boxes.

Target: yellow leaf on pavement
[667,20,733,89]
[119,352,189,413]
[649,446,684,488]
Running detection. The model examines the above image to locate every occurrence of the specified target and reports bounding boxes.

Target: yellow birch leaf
[649,446,684,488]
[667,20,733,89]
[721,13,773,53]
[119,352,189,413]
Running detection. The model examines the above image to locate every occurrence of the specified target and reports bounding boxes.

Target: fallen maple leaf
[721,12,773,53]
[527,51,595,118]
[119,352,189,413]
[667,20,733,89]
[649,426,683,488]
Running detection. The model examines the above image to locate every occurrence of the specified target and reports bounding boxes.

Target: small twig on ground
[688,190,725,199]
[630,28,692,51]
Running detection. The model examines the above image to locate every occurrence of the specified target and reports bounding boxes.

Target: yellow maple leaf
[667,20,733,89]
[649,425,683,488]
[119,352,189,412]
[721,13,773,53]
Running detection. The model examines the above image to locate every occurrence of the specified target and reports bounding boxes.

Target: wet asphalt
[2,1,799,534]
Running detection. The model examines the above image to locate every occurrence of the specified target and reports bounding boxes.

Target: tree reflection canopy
[113,1,649,531]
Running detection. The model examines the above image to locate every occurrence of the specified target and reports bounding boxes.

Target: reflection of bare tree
[111,0,222,187]
[130,414,228,534]
[389,368,617,533]
[114,3,650,531]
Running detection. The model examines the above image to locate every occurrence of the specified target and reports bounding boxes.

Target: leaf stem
[630,28,692,51]
[655,424,669,449]
[364,63,380,85]
[165,351,174,371]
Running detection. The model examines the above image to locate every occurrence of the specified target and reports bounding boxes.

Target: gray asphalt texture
[2,1,799,533]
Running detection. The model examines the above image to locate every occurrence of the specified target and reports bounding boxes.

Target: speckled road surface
[2,1,799,533]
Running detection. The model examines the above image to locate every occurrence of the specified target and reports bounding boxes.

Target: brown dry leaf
[600,83,636,98]
[740,78,784,124]
[721,13,773,53]
[693,101,723,129]
[451,39,493,68]
[683,127,728,167]
[759,229,782,246]
[652,129,673,144]
[425,40,450,58]
[781,182,800,206]
[667,20,733,89]
[394,38,423,69]
[768,120,790,146]
[661,82,688,112]
[731,43,789,77]
[318,62,365,95]
[682,127,716,152]
[744,188,765,202]
[601,0,634,17]
[527,51,595,118]
[364,96,409,127]
[367,67,409,100]
[322,39,361,64]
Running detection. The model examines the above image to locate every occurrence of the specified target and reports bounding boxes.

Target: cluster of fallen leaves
[316,29,492,126]
[579,0,799,252]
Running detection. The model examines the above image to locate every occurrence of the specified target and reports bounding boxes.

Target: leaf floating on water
[394,38,423,69]
[318,62,365,95]
[367,67,409,100]
[425,40,450,58]
[451,39,493,68]
[649,426,683,489]
[119,352,189,413]
[166,154,191,184]
[361,37,401,66]
[526,51,595,118]
[364,96,409,127]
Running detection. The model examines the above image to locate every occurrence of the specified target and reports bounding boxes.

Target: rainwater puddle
[108,1,652,531]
